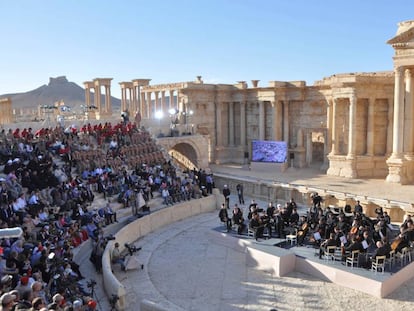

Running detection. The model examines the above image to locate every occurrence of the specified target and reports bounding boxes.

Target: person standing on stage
[222,184,230,209]
[236,183,245,205]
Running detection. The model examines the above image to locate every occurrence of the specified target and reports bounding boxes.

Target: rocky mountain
[1,76,121,112]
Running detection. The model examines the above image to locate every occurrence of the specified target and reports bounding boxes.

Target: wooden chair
[345,250,360,268]
[324,246,336,262]
[395,247,410,267]
[371,255,386,273]
[385,250,395,270]
[286,229,298,246]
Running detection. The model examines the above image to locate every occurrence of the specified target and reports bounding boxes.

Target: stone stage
[210,227,414,298]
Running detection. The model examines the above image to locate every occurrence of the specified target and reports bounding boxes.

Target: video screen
[251,140,287,163]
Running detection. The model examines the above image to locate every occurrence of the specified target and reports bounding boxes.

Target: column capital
[395,66,405,75]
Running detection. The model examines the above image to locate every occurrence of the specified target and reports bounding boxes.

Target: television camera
[124,243,142,256]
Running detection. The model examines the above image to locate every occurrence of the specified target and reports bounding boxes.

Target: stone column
[105,85,112,114]
[85,87,91,108]
[283,101,289,144]
[132,86,137,113]
[128,87,133,112]
[272,101,282,141]
[405,69,414,155]
[391,66,405,158]
[216,102,223,146]
[120,87,126,111]
[275,101,283,140]
[229,102,235,146]
[259,101,265,140]
[326,99,332,152]
[141,92,147,118]
[146,92,152,119]
[386,97,394,155]
[154,91,159,116]
[161,91,166,113]
[169,90,175,109]
[94,85,101,112]
[347,94,357,158]
[240,101,246,149]
[366,98,375,156]
[329,98,338,155]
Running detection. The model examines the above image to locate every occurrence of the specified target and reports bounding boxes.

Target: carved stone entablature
[142,82,187,91]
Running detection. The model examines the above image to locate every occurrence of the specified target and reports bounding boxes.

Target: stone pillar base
[386,156,410,184]
[326,155,357,178]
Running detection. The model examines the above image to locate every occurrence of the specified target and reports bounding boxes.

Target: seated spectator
[111,242,126,271]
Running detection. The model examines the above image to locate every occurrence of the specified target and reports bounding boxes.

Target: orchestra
[218,195,413,271]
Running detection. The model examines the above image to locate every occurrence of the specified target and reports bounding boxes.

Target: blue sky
[1,0,413,98]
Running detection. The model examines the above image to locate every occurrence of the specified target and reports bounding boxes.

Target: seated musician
[370,241,390,267]
[249,212,265,241]
[232,204,246,235]
[218,203,232,232]
[296,216,309,246]
[343,235,363,253]
[391,224,411,253]
[289,208,300,227]
[314,218,327,241]
[373,219,387,243]
[319,233,337,259]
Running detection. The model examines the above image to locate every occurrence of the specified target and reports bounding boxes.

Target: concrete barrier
[102,189,220,310]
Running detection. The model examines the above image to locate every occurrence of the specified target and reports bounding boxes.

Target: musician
[289,208,300,227]
[248,199,258,211]
[371,240,390,260]
[373,220,387,243]
[287,198,297,215]
[392,222,413,253]
[343,236,363,253]
[218,203,232,232]
[249,212,265,241]
[273,207,284,238]
[266,202,276,219]
[232,204,246,235]
[296,216,309,246]
[319,233,337,259]
[333,226,345,247]
[314,218,327,241]
[354,200,363,214]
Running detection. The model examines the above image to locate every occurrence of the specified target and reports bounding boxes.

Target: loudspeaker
[290,152,295,160]
[244,152,249,159]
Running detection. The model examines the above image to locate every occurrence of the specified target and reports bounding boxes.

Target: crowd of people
[0,120,194,310]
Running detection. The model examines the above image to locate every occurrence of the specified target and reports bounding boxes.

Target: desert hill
[1,76,121,112]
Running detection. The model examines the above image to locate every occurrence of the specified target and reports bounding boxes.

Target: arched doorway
[168,142,199,171]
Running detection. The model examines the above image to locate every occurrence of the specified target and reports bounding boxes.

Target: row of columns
[84,78,113,117]
[120,83,182,120]
[216,101,289,149]
[119,79,151,116]
[328,95,394,157]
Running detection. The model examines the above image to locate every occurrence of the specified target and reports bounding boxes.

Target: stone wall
[102,191,220,310]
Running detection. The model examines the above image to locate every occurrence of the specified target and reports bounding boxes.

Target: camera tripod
[109,294,119,311]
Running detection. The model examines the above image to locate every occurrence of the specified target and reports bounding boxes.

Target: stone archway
[157,135,210,170]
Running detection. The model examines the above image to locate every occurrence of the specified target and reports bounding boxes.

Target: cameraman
[111,242,126,271]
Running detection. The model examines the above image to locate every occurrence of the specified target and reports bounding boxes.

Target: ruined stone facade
[136,21,414,185]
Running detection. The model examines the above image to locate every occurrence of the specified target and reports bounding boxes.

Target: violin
[297,222,309,237]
